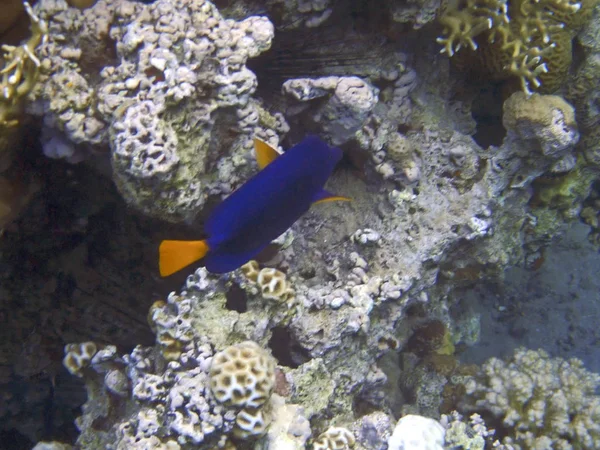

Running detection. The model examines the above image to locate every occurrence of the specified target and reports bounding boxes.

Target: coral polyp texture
[62,341,98,377]
[28,0,284,222]
[459,348,600,449]
[209,340,276,409]
[437,0,597,94]
[312,426,355,450]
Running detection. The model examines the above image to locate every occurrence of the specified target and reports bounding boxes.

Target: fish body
[159,135,349,276]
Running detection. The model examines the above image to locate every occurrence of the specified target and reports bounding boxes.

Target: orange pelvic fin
[312,189,352,205]
[254,138,281,169]
[159,240,210,277]
[313,195,352,205]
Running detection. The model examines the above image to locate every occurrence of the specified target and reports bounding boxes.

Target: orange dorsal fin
[159,240,210,277]
[254,138,281,169]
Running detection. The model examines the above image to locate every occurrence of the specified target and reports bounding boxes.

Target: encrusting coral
[502,92,579,157]
[437,0,597,94]
[209,341,277,439]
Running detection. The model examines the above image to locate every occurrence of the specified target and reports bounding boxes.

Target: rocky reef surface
[1,0,600,448]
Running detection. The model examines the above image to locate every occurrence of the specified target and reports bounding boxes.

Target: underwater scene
[1,0,600,448]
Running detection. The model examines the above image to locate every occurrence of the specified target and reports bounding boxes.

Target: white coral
[387,414,445,450]
[463,348,600,449]
[30,0,281,222]
[283,76,378,145]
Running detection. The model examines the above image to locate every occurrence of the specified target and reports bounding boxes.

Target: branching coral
[460,348,600,449]
[441,411,497,449]
[0,1,46,232]
[437,0,596,94]
[0,1,47,128]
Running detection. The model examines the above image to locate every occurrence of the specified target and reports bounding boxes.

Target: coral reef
[459,348,600,449]
[1,1,47,127]
[47,29,600,445]
[74,332,232,448]
[437,0,597,94]
[502,92,579,157]
[28,0,285,222]
[348,412,393,450]
[283,76,378,145]
[567,3,600,176]
[66,269,302,448]
[441,411,496,449]
[210,341,276,409]
[4,0,600,446]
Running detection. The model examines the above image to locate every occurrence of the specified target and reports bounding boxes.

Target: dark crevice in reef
[248,1,395,107]
[471,83,507,149]
[250,29,387,100]
[268,326,312,368]
[0,134,195,444]
[225,283,248,313]
[0,429,32,450]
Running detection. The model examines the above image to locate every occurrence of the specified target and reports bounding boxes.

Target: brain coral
[209,340,276,409]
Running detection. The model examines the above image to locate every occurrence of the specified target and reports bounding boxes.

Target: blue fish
[159,135,350,276]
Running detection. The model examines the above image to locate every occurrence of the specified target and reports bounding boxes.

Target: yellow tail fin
[159,240,210,277]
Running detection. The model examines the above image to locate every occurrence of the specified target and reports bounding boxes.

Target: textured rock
[29,0,285,222]
[283,76,378,145]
